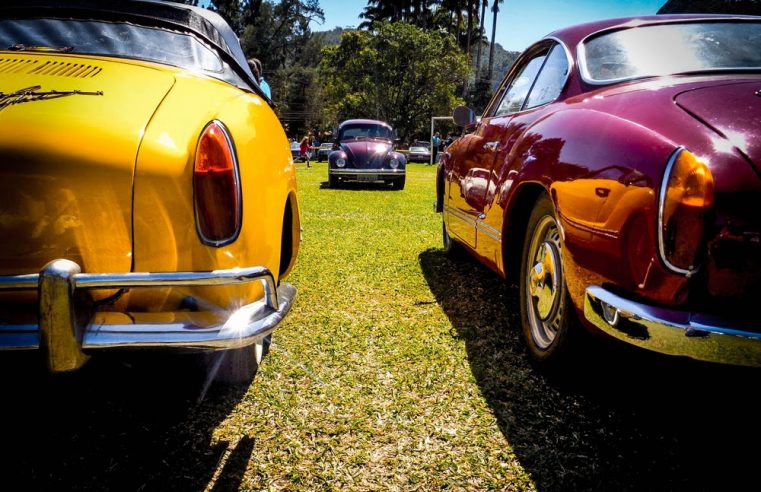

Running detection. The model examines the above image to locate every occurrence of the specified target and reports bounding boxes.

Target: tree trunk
[488,1,499,83]
[476,0,487,77]
[466,0,473,55]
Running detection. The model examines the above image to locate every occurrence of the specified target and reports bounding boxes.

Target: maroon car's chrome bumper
[0,259,296,372]
[584,286,761,366]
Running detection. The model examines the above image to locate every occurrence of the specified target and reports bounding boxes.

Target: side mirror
[453,105,476,128]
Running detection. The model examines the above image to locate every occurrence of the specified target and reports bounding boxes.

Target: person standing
[247,57,271,99]
[300,132,313,168]
[431,132,441,165]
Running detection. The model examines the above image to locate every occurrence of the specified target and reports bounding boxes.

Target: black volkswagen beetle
[328,119,406,189]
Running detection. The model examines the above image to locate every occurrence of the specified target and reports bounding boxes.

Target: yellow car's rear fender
[128,72,298,314]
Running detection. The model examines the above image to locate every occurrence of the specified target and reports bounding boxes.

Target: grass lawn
[213,162,535,490]
[4,162,757,491]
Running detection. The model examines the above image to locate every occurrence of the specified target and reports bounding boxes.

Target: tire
[519,195,578,366]
[329,174,339,188]
[393,176,405,190]
[207,336,271,385]
[442,218,463,257]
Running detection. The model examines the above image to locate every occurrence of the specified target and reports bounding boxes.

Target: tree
[487,0,503,82]
[321,22,468,140]
[475,0,487,75]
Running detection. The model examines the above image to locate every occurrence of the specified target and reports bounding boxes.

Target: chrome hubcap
[525,215,564,349]
[529,241,560,321]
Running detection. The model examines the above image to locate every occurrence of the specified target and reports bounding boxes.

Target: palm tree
[465,0,474,55]
[475,0,487,77]
[487,0,503,83]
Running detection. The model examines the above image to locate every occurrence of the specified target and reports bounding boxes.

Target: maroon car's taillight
[194,120,242,247]
[658,148,714,274]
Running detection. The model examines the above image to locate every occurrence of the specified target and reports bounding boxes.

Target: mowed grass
[211,162,535,490]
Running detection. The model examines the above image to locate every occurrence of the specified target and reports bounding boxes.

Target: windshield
[410,146,428,152]
[338,123,393,141]
[581,21,761,82]
[0,18,224,73]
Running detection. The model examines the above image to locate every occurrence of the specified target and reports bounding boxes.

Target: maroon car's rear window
[581,21,761,83]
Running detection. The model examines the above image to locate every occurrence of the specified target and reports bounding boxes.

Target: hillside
[658,0,761,14]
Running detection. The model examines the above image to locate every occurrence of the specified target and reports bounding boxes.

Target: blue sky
[310,0,667,51]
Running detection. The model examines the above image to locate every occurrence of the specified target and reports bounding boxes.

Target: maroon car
[437,15,761,367]
[328,119,407,189]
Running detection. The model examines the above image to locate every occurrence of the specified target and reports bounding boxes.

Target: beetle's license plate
[358,174,378,182]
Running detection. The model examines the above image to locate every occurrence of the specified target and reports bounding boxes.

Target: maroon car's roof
[546,14,761,48]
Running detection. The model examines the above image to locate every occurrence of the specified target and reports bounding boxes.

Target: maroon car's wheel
[519,195,578,365]
[329,174,339,188]
[392,176,405,190]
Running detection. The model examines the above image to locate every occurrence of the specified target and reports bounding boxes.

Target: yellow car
[0,1,300,382]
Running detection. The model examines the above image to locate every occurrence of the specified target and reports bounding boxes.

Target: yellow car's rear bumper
[0,259,296,372]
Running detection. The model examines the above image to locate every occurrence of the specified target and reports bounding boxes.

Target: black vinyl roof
[0,0,264,97]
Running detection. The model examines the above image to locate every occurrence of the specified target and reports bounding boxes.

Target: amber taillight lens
[194,121,241,246]
[658,148,714,274]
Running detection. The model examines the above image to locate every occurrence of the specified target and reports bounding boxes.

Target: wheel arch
[502,182,549,283]
[278,190,301,281]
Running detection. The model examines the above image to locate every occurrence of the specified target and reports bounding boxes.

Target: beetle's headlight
[336,158,346,168]
[389,158,400,169]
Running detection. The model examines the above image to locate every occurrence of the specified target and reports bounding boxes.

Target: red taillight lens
[659,149,714,273]
[194,121,241,246]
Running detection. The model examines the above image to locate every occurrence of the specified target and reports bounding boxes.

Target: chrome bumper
[584,286,761,367]
[329,169,404,178]
[0,259,296,372]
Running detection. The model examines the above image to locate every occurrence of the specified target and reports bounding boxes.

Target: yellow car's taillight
[658,148,714,274]
[193,120,241,246]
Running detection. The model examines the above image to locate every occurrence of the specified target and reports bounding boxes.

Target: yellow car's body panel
[129,70,298,313]
[0,53,175,277]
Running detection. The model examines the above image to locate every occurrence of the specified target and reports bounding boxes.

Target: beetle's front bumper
[584,285,761,366]
[329,168,404,181]
[0,259,296,372]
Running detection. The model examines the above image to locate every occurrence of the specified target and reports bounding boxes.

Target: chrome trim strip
[584,285,761,367]
[657,147,696,276]
[0,259,293,371]
[443,204,478,227]
[476,221,502,242]
[559,212,619,240]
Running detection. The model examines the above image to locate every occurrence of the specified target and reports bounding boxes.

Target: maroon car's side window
[493,48,548,117]
[524,45,569,109]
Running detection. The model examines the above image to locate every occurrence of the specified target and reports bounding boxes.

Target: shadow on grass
[0,352,254,491]
[419,247,760,492]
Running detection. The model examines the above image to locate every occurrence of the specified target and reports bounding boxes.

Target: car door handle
[595,187,610,198]
[477,213,486,220]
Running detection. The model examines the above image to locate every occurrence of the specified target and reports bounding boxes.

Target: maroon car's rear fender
[497,108,687,312]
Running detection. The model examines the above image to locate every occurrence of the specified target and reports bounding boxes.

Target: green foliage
[320,22,468,140]
[237,0,324,70]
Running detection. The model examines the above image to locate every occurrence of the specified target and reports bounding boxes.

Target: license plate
[358,174,378,182]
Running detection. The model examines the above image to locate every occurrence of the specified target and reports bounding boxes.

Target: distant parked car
[437,14,761,368]
[317,142,333,162]
[407,145,432,163]
[290,141,303,161]
[328,119,406,189]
